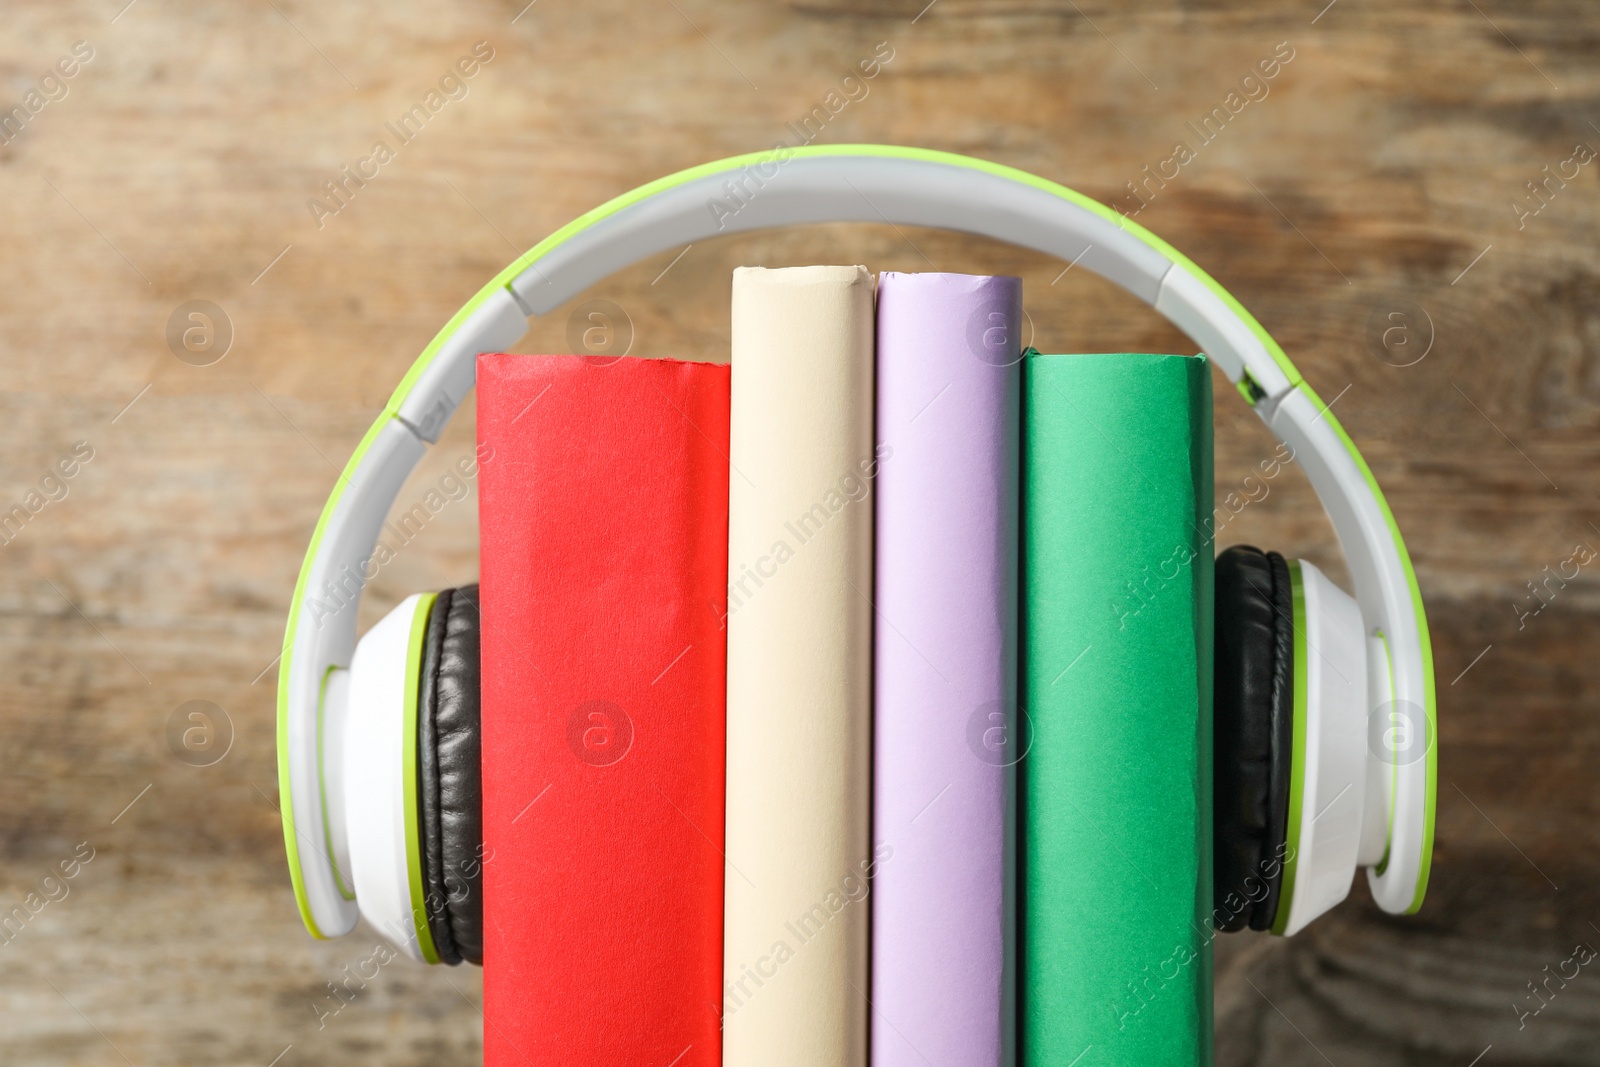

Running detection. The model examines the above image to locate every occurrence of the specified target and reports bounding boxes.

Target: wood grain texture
[0,0,1596,1063]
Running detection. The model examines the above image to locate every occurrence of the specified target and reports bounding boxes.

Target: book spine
[1022,352,1214,1065]
[872,272,1020,1067]
[724,265,876,1067]
[477,353,729,1067]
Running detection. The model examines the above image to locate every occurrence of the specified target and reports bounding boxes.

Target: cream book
[723,265,877,1067]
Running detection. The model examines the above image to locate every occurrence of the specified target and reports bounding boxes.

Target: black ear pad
[417,584,483,966]
[1213,546,1294,933]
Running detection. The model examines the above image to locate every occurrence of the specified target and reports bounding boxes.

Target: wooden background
[1,0,1597,1063]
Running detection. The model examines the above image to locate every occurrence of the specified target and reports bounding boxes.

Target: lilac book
[872,272,1021,1067]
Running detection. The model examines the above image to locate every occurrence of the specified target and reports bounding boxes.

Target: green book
[1021,352,1213,1065]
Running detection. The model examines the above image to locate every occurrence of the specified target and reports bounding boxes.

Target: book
[723,265,877,1067]
[1021,352,1214,1065]
[872,271,1021,1067]
[477,353,729,1067]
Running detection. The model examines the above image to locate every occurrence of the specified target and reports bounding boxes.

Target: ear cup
[1213,545,1294,932]
[417,584,483,966]
[344,591,440,962]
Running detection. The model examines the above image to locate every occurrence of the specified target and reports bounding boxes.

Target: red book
[477,354,729,1067]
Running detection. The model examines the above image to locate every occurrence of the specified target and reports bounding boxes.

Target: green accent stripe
[1273,561,1310,936]
[1295,384,1435,913]
[403,593,442,965]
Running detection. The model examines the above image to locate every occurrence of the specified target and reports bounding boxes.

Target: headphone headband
[276,144,1434,940]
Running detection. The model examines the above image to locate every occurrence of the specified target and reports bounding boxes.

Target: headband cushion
[1213,545,1294,933]
[417,584,484,965]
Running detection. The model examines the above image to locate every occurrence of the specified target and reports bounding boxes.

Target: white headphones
[275,144,1436,960]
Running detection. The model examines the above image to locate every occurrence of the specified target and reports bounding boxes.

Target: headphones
[276,144,1436,962]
